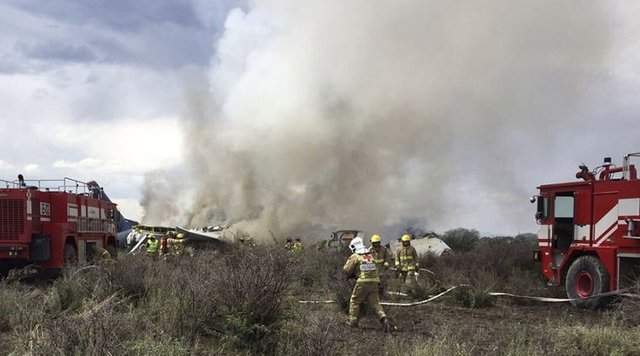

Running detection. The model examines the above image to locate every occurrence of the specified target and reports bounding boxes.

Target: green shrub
[27,296,137,356]
[139,250,226,342]
[442,228,480,253]
[206,245,296,353]
[105,253,151,301]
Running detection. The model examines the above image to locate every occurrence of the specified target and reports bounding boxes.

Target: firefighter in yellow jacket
[369,234,390,295]
[167,233,187,256]
[146,233,159,260]
[95,245,113,266]
[343,237,390,332]
[369,234,390,271]
[396,234,419,283]
[292,236,304,250]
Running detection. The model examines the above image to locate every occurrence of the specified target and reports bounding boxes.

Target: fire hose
[298,285,634,307]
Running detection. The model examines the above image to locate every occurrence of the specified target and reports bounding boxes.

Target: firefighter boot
[381,317,391,333]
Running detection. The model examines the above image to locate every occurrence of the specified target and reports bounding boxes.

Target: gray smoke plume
[142,1,612,238]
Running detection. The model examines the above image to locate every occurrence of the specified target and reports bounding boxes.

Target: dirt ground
[333,298,614,354]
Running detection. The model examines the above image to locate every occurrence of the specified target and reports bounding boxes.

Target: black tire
[63,244,78,267]
[565,255,610,309]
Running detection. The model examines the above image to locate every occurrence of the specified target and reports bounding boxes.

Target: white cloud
[53,158,101,169]
[23,164,38,172]
[39,118,183,173]
[0,160,15,171]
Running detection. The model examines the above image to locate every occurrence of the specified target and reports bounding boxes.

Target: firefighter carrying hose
[396,234,419,283]
[343,237,390,332]
[369,234,390,295]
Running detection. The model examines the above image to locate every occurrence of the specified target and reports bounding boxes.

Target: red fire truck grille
[0,199,24,240]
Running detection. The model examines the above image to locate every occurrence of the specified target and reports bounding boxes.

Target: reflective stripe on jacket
[369,245,390,269]
[356,254,380,283]
[343,253,380,283]
[396,246,419,272]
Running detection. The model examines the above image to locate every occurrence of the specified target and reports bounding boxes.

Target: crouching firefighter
[343,237,391,332]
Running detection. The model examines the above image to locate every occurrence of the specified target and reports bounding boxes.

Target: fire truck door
[552,193,575,250]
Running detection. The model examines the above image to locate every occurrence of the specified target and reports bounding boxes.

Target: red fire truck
[0,177,118,276]
[533,153,640,308]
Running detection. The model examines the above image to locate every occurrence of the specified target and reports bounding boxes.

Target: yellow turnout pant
[348,281,386,324]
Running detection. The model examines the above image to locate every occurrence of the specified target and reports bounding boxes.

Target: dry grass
[0,231,638,354]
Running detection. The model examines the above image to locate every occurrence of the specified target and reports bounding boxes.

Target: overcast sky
[1,1,639,237]
[0,0,239,219]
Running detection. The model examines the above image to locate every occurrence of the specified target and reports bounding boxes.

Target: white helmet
[349,237,367,254]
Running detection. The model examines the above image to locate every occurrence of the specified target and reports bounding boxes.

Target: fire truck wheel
[64,244,78,267]
[565,255,610,309]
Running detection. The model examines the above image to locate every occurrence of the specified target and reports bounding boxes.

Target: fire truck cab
[0,177,118,276]
[533,153,640,308]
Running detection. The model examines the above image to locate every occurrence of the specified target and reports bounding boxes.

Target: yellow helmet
[370,234,382,243]
[401,234,411,242]
[176,233,185,239]
[149,233,156,239]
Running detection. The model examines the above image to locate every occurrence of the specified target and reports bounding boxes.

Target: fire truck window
[554,196,574,218]
[536,197,548,220]
[554,195,575,250]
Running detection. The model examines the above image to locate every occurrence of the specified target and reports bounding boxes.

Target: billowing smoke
[142,1,612,239]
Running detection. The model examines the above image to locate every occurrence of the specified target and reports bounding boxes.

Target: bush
[3,242,298,355]
[441,228,480,253]
[5,266,138,355]
[451,285,494,309]
[329,271,354,314]
[207,245,296,353]
[142,254,221,342]
[425,234,546,299]
[0,282,43,333]
[105,253,151,301]
[296,248,348,291]
[29,295,137,356]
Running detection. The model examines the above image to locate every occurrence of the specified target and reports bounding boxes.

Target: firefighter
[159,235,169,256]
[95,246,112,266]
[343,237,390,332]
[292,236,304,250]
[284,237,294,250]
[369,234,390,295]
[239,236,256,248]
[146,233,159,258]
[168,233,186,256]
[395,234,419,283]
